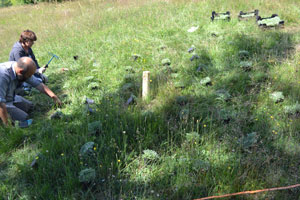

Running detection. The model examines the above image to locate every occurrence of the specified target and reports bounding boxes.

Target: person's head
[15,57,37,82]
[19,30,37,48]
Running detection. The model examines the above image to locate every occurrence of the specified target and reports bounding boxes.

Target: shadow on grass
[1,31,300,199]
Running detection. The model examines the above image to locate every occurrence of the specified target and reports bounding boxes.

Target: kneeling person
[0,57,61,126]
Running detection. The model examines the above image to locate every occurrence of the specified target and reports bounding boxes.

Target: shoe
[17,119,33,128]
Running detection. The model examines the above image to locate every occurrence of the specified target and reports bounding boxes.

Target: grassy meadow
[1,0,300,199]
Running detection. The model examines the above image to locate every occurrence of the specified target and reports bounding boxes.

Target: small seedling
[186,132,200,143]
[174,81,185,89]
[87,82,100,90]
[122,83,134,91]
[284,103,300,118]
[50,111,64,120]
[239,132,258,151]
[216,89,231,102]
[124,74,135,82]
[79,168,96,183]
[217,108,237,124]
[175,95,189,105]
[80,142,95,157]
[88,121,102,135]
[270,91,284,103]
[162,58,171,66]
[240,61,252,71]
[179,108,189,120]
[239,50,250,60]
[125,66,135,73]
[142,149,159,162]
[200,77,212,86]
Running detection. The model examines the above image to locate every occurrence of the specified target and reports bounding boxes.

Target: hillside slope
[0,0,300,199]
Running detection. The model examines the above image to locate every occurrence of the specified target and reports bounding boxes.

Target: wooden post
[142,71,150,100]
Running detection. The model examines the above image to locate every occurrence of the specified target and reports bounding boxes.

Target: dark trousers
[6,95,33,121]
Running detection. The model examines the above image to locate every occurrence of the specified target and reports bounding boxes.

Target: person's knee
[10,111,28,121]
[14,96,33,113]
[6,105,29,121]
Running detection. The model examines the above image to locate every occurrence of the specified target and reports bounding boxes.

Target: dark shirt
[9,42,40,69]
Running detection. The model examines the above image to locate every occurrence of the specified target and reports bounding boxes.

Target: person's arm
[0,102,9,126]
[29,48,48,74]
[35,83,62,106]
[28,48,40,69]
[10,46,26,62]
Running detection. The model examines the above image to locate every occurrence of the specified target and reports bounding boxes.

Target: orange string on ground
[194,184,300,200]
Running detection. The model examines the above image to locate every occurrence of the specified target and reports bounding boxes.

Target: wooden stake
[142,71,150,100]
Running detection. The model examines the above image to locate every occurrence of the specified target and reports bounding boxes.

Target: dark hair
[19,30,37,43]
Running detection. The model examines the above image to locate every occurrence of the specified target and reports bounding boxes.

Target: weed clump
[87,82,100,90]
[185,132,200,143]
[79,168,96,183]
[238,50,250,60]
[142,149,159,162]
[80,142,96,158]
[284,103,300,118]
[215,89,231,102]
[200,77,212,86]
[88,121,102,135]
[162,58,171,66]
[239,132,258,151]
[270,91,284,103]
[240,61,252,71]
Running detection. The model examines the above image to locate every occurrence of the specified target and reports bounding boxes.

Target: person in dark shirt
[9,30,47,83]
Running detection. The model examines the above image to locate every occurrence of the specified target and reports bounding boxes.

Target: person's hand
[52,96,62,107]
[61,68,69,72]
[38,66,47,74]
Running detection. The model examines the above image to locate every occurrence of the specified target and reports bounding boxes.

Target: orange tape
[194,184,300,200]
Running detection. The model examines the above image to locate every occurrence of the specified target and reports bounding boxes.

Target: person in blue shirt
[0,57,61,126]
[9,30,47,83]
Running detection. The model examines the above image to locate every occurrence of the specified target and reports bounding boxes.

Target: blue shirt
[0,61,41,103]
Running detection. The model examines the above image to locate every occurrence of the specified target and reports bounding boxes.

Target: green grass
[1,0,300,199]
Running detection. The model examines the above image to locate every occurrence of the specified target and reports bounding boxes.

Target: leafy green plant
[88,121,102,135]
[79,142,95,157]
[270,91,284,103]
[142,149,159,161]
[79,168,96,183]
[185,132,200,143]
